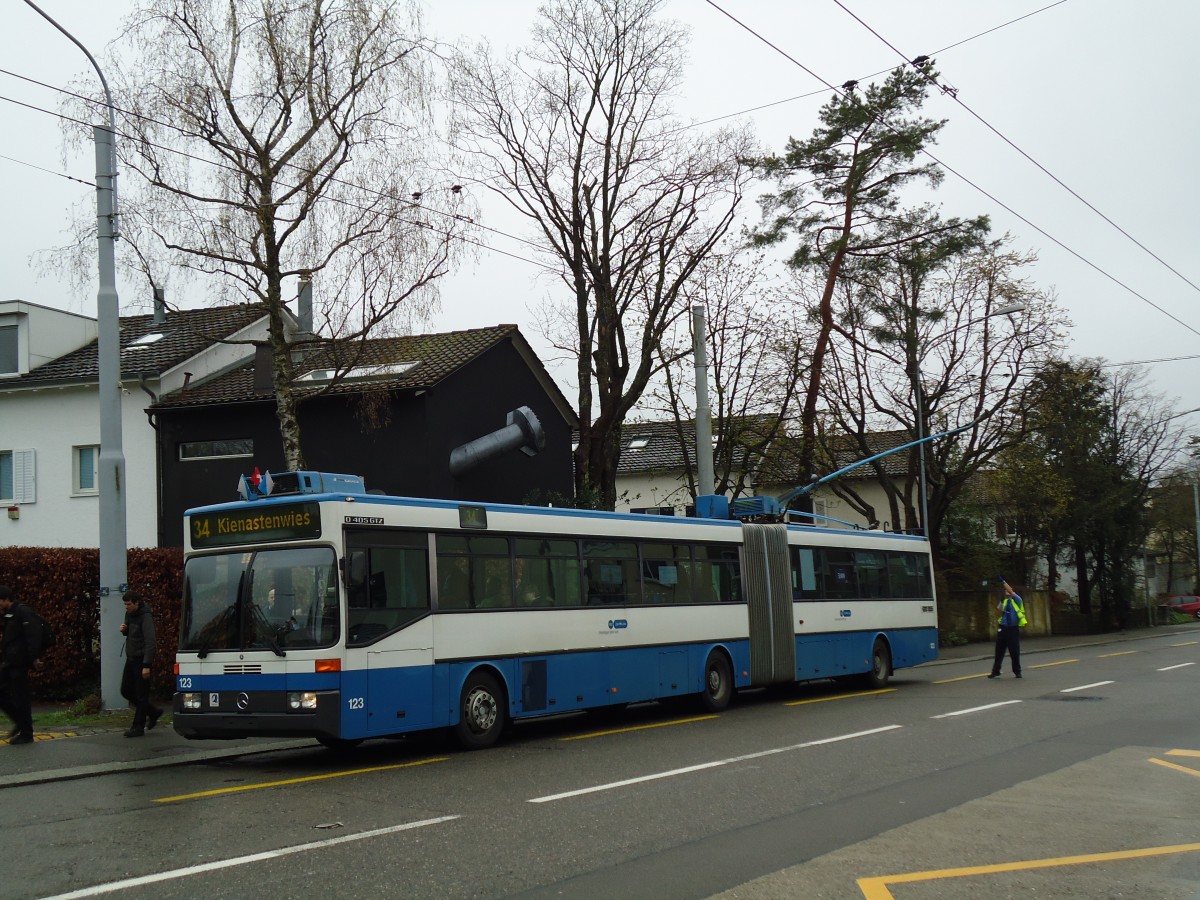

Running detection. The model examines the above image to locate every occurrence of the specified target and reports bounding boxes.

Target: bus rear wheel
[860,639,891,689]
[455,671,506,750]
[699,651,733,712]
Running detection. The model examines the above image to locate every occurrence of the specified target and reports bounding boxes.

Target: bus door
[740,524,796,686]
[345,530,436,734]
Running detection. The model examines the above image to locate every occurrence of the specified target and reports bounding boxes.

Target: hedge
[0,547,182,700]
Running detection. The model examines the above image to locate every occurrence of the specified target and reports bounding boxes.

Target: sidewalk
[3,622,1199,789]
[928,620,1200,665]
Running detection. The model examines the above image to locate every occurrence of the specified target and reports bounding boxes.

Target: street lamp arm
[22,0,119,221]
[22,1,115,125]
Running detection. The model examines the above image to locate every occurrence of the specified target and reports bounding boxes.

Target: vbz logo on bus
[608,619,628,630]
[839,609,852,618]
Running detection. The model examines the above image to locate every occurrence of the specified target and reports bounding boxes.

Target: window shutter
[13,449,35,503]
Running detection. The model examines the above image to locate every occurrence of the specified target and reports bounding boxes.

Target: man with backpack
[0,584,46,745]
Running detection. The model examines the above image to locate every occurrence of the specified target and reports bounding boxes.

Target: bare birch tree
[62,0,469,469]
[451,0,753,508]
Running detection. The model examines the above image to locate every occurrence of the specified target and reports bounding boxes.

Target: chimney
[253,345,274,394]
[297,270,313,333]
[153,287,166,325]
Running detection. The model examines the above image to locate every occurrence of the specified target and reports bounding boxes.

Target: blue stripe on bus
[175,673,342,691]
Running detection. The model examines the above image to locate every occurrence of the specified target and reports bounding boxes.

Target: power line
[0,84,563,280]
[0,149,93,187]
[830,0,1200,300]
[1099,353,1200,369]
[702,0,1200,343]
[0,1,1074,279]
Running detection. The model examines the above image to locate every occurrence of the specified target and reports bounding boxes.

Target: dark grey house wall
[428,340,574,505]
[154,340,574,546]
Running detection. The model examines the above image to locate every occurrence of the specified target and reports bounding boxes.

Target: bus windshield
[180,547,339,653]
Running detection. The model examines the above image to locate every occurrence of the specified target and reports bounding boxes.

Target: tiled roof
[14,304,264,386]
[605,416,776,474]
[152,324,525,409]
[756,428,916,484]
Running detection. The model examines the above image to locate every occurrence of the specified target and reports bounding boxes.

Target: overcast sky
[4,1,1200,424]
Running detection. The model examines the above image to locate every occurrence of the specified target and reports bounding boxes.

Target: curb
[0,738,314,790]
[923,623,1200,667]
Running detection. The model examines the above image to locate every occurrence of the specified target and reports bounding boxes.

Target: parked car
[1159,595,1200,618]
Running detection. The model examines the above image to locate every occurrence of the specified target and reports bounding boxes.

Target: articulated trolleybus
[174,472,937,750]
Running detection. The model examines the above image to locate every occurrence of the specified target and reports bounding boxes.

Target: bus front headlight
[181,693,202,710]
[287,692,318,710]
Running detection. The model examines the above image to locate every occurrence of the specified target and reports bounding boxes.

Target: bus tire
[860,638,891,689]
[699,650,733,712]
[455,670,506,750]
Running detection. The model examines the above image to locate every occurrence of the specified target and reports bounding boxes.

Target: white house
[612,418,914,532]
[0,299,274,549]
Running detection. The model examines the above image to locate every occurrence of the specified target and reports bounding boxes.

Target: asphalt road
[5,631,1200,899]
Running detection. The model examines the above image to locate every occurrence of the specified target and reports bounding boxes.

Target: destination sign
[189,502,322,549]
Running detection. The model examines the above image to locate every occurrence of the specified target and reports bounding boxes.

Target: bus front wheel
[455,671,506,750]
[699,651,733,712]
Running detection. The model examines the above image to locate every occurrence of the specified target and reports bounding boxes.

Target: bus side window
[347,543,431,644]
[436,556,470,610]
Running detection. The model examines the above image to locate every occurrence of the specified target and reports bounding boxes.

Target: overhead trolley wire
[0,76,564,279]
[831,0,1200,300]
[702,0,1200,342]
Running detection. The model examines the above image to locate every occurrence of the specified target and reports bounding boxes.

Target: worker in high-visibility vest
[988,577,1026,679]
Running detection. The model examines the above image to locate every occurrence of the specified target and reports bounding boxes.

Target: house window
[179,439,254,460]
[73,445,99,495]
[0,449,36,503]
[995,515,1020,539]
[0,325,16,374]
[627,438,649,451]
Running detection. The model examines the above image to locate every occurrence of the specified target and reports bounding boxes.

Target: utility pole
[693,303,715,497]
[25,2,127,707]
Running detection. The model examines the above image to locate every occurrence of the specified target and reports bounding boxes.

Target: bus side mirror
[345,550,367,589]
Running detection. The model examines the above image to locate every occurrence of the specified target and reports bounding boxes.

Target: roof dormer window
[127,332,165,348]
[0,325,16,374]
[295,361,418,382]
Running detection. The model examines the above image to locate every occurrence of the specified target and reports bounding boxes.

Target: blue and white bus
[174,472,938,749]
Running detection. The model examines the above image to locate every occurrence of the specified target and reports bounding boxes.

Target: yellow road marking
[1030,658,1078,669]
[857,842,1200,899]
[1099,650,1137,658]
[786,688,896,706]
[932,673,990,683]
[1,731,78,744]
[154,756,448,803]
[1171,641,1199,646]
[1149,758,1200,777]
[560,714,718,741]
[1167,748,1200,758]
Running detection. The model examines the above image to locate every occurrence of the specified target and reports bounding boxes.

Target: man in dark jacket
[0,584,45,745]
[119,591,163,738]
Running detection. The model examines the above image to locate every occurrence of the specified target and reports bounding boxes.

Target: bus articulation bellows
[174,471,937,750]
